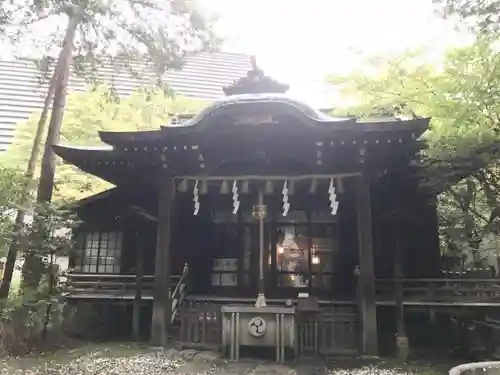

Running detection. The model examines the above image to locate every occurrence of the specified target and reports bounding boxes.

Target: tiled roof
[0,52,253,151]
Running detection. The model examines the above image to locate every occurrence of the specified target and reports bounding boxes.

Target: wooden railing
[171,263,189,323]
[66,273,181,299]
[66,275,500,303]
[179,301,222,350]
[296,305,358,356]
[376,278,500,302]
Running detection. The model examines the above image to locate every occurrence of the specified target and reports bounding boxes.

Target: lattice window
[75,231,122,273]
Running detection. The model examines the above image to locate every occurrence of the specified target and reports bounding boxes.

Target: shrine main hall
[58,62,439,357]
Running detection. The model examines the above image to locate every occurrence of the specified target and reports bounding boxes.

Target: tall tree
[0,0,215,296]
[0,68,60,298]
[2,87,205,201]
[330,39,500,261]
[37,9,81,204]
[2,0,214,203]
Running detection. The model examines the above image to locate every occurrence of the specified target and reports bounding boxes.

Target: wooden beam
[356,173,378,356]
[173,172,361,181]
[151,170,174,346]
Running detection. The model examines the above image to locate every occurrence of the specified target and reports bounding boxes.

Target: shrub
[0,291,66,356]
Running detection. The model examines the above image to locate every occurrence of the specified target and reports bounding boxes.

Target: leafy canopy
[434,0,500,34]
[1,87,206,201]
[0,168,28,256]
[0,0,217,86]
[330,39,500,258]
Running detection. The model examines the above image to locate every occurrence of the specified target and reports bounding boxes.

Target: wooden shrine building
[57,62,441,358]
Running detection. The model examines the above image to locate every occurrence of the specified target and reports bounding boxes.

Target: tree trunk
[36,14,79,204]
[41,249,56,341]
[21,14,80,292]
[0,61,61,299]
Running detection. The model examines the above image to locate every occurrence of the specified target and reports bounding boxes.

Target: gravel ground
[1,354,178,375]
[328,366,437,375]
[0,346,447,375]
[0,347,182,375]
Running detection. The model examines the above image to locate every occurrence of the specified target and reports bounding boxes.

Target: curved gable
[171,94,355,132]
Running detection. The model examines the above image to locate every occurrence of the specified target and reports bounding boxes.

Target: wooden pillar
[356,173,378,357]
[133,229,144,342]
[151,171,174,346]
[237,208,244,288]
[306,210,313,291]
[255,190,267,307]
[270,217,277,294]
[393,221,409,359]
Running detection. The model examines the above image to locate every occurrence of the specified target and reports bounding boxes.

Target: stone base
[360,355,380,360]
[255,293,267,308]
[396,335,410,360]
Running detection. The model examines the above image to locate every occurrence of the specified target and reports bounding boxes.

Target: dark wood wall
[73,188,158,274]
[71,172,441,286]
[336,179,360,297]
[371,171,441,279]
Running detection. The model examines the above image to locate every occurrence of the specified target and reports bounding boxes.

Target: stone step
[173,350,300,375]
[292,357,328,375]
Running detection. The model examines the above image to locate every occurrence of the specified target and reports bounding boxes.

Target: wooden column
[151,171,174,346]
[133,229,144,342]
[356,173,378,357]
[270,217,277,295]
[393,220,409,359]
[255,190,267,307]
[306,210,313,291]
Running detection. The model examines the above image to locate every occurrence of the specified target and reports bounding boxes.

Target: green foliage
[1,0,217,84]
[0,168,78,354]
[1,87,205,201]
[434,0,500,34]
[0,168,29,257]
[331,38,500,260]
[20,202,78,291]
[0,296,66,356]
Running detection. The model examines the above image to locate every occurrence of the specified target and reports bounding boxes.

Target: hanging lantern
[178,179,188,193]
[220,180,229,194]
[309,178,317,194]
[288,179,295,196]
[193,180,200,215]
[282,180,290,216]
[232,180,240,214]
[264,180,273,195]
[277,228,285,244]
[241,180,249,194]
[336,176,345,194]
[328,177,339,215]
[311,246,320,264]
[200,179,208,195]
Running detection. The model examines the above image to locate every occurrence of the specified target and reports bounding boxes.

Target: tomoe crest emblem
[248,316,266,337]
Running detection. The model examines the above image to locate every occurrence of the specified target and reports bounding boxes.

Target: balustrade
[376,278,500,302]
[66,273,180,299]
